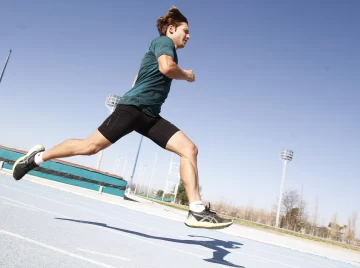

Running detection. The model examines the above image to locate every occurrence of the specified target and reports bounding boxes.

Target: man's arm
[157,55,194,82]
[131,74,138,88]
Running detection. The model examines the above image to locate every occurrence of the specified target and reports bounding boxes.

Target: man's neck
[166,35,178,49]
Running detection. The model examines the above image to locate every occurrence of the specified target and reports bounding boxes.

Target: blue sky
[1,0,359,234]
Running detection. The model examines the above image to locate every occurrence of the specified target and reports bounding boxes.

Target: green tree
[176,180,202,205]
[176,181,188,205]
[318,227,330,238]
[156,190,164,198]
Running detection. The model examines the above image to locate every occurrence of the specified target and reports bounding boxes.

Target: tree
[345,212,358,244]
[282,190,300,229]
[156,190,164,198]
[298,200,308,228]
[353,212,358,240]
[318,226,330,238]
[298,182,308,228]
[329,213,341,241]
[312,198,319,236]
[175,180,202,206]
[176,181,188,205]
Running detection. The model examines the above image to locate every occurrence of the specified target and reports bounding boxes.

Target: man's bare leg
[42,130,112,161]
[12,130,112,180]
[165,131,201,204]
[166,131,233,229]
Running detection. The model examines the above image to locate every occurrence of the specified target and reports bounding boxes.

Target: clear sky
[1,0,359,234]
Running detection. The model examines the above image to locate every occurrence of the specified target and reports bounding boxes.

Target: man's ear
[168,24,175,34]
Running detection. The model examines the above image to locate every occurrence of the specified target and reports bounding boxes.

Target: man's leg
[42,130,112,161]
[12,104,140,180]
[140,116,233,229]
[165,131,201,204]
[135,115,201,204]
[12,130,112,180]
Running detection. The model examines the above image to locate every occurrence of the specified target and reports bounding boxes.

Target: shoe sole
[184,219,233,229]
[12,145,45,180]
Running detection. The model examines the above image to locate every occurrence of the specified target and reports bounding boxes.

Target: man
[12,7,233,230]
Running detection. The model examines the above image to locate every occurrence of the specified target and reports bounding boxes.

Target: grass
[139,195,189,211]
[231,218,360,252]
[138,195,360,253]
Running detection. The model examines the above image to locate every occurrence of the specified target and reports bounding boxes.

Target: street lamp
[113,156,127,176]
[147,152,158,197]
[275,149,294,228]
[126,135,143,194]
[1,50,12,85]
[96,94,121,170]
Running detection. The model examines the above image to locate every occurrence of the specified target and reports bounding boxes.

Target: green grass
[230,218,360,252]
[138,195,360,253]
[139,195,189,211]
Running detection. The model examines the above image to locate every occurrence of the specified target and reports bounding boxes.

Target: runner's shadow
[55,218,245,267]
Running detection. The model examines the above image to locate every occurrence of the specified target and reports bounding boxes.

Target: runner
[12,7,233,230]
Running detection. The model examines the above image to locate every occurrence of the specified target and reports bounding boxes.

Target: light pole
[113,156,127,176]
[147,152,158,197]
[1,50,12,85]
[96,94,121,170]
[162,153,180,202]
[126,135,143,194]
[275,149,294,228]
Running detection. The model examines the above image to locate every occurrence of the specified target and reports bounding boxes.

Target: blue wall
[0,146,127,197]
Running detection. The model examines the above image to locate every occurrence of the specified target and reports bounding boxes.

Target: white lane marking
[0,196,66,217]
[68,201,215,251]
[82,224,270,265]
[1,183,215,254]
[0,191,235,263]
[76,248,131,261]
[0,229,117,268]
[253,248,338,268]
[0,191,209,260]
[55,194,217,253]
[0,184,148,227]
[2,201,39,211]
[0,184,314,266]
[2,182,349,268]
[0,184,214,255]
[80,221,208,259]
[1,196,42,209]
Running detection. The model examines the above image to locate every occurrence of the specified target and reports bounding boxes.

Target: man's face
[168,22,190,49]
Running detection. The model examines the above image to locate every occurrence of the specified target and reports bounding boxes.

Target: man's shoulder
[150,36,174,47]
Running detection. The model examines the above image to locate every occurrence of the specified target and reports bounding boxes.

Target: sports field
[0,173,358,268]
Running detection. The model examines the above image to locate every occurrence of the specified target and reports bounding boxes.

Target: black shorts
[98,104,180,148]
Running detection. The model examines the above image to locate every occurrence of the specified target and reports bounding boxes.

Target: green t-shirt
[118,36,178,117]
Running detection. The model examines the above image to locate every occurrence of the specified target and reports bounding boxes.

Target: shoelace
[204,203,217,214]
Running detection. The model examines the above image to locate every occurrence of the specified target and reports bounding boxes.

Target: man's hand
[184,70,195,82]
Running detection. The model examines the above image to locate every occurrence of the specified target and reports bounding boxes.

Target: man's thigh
[137,116,180,149]
[164,130,196,156]
[98,104,141,144]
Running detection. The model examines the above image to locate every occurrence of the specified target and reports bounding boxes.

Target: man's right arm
[157,55,195,82]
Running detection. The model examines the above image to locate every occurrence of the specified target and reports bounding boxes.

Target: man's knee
[166,131,198,158]
[81,141,104,155]
[79,130,112,156]
[183,143,198,158]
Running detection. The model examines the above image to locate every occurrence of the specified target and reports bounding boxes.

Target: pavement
[0,170,359,268]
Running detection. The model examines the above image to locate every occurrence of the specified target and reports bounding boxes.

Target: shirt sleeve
[152,37,175,60]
